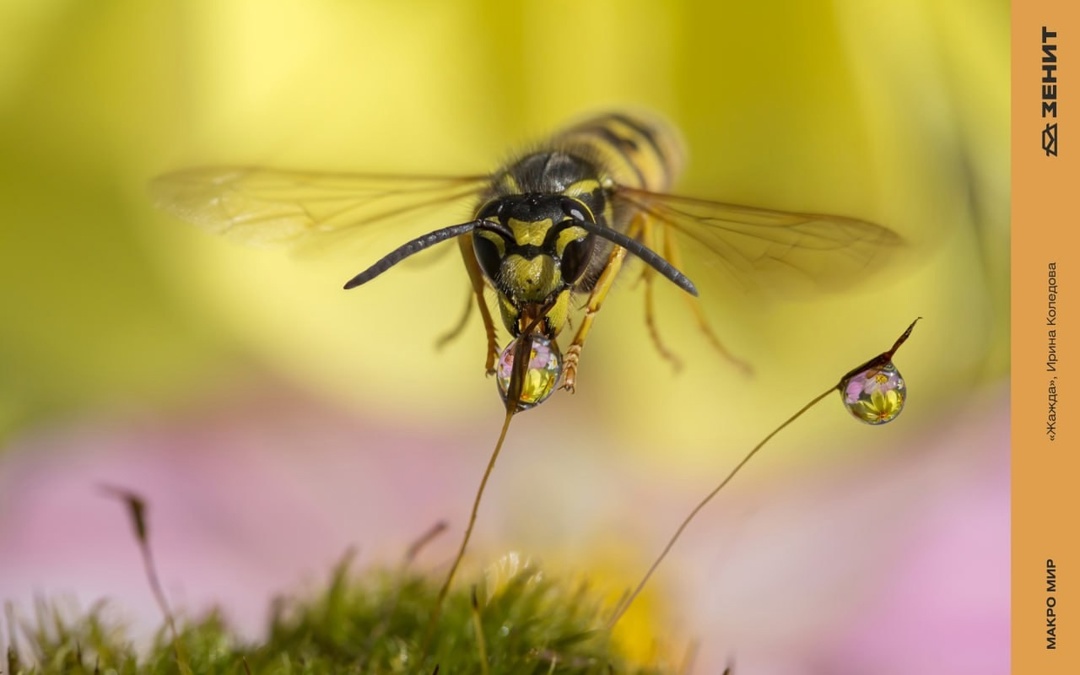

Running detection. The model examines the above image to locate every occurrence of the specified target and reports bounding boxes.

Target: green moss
[5,557,669,675]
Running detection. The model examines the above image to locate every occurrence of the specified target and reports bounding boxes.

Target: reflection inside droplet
[496,336,562,411]
[840,361,906,425]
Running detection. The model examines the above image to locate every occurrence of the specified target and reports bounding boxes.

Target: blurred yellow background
[1,0,1008,457]
[0,2,1009,672]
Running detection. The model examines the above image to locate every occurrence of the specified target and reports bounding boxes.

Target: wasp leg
[562,214,655,392]
[660,223,753,376]
[457,233,500,374]
[435,282,474,350]
[638,217,683,372]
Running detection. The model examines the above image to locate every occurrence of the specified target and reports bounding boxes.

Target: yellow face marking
[507,218,552,246]
[543,289,572,336]
[502,253,560,301]
[554,225,589,255]
[498,293,519,334]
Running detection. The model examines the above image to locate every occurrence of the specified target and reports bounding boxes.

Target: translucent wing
[615,186,903,296]
[150,166,490,246]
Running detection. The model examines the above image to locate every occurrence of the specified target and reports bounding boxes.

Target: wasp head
[471,194,598,337]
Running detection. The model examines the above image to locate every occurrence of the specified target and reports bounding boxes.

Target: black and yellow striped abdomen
[549,111,685,193]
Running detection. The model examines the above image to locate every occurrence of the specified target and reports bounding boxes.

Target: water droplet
[840,361,906,425]
[496,336,562,410]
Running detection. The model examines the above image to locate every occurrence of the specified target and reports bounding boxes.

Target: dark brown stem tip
[98,484,148,542]
[837,317,922,387]
[886,316,923,359]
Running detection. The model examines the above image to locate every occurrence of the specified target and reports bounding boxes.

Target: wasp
[153,111,900,396]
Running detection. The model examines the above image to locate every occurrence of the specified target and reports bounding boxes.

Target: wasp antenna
[571,218,698,296]
[344,221,482,289]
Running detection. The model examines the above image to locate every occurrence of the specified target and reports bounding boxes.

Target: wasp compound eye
[560,233,596,284]
[496,335,562,411]
[472,234,503,284]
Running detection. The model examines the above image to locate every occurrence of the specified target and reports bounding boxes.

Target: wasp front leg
[456,233,500,374]
[561,216,651,392]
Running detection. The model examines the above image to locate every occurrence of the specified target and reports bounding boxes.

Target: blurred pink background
[0,380,1007,675]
